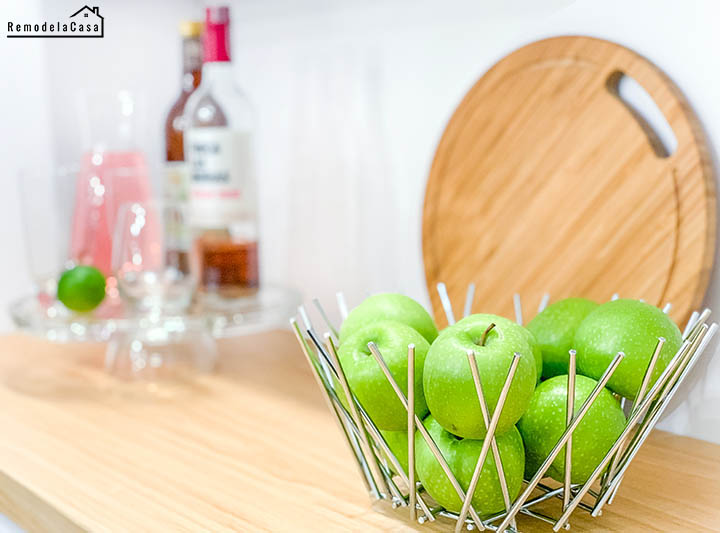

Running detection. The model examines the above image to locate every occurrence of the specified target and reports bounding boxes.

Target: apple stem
[479,323,496,346]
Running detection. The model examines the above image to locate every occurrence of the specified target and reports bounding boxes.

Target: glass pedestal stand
[10,286,301,383]
[104,315,219,381]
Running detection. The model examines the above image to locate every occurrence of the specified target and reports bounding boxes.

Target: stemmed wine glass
[113,201,194,313]
[108,200,217,381]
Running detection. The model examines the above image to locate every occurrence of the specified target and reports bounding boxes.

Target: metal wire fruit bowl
[291,284,718,532]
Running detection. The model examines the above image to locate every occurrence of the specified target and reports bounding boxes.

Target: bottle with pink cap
[183,5,259,304]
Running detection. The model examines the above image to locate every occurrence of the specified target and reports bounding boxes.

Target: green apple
[489,315,543,383]
[527,298,599,379]
[415,416,525,515]
[423,314,537,439]
[524,328,543,384]
[574,299,682,399]
[381,429,408,475]
[338,320,429,431]
[518,374,626,483]
[339,293,438,344]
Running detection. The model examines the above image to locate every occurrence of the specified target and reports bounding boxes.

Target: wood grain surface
[0,331,718,532]
[423,36,715,328]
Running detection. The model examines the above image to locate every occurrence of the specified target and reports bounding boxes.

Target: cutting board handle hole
[606,71,678,158]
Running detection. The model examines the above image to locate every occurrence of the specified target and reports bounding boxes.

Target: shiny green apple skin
[339,293,438,344]
[518,375,626,484]
[574,299,682,399]
[415,416,524,515]
[526,297,599,379]
[486,314,543,383]
[338,320,429,430]
[524,328,543,384]
[381,429,408,475]
[423,314,537,439]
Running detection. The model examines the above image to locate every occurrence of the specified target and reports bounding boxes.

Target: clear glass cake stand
[10,285,301,381]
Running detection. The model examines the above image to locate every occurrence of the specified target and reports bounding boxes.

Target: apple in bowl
[527,297,598,379]
[415,416,525,515]
[518,374,626,483]
[423,313,537,439]
[338,320,429,430]
[574,299,682,399]
[339,293,438,344]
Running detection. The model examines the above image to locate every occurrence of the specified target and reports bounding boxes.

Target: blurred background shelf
[9,285,301,341]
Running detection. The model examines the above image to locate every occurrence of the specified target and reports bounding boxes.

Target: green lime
[57,265,106,312]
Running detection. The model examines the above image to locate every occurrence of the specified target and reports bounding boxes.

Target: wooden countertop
[0,331,718,532]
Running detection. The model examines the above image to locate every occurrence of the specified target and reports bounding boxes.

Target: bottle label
[185,127,253,226]
[164,161,190,203]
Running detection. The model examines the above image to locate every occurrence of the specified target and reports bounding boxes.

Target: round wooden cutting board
[423,36,715,327]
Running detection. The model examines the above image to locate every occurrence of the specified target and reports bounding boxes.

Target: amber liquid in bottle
[193,231,259,295]
[164,21,203,273]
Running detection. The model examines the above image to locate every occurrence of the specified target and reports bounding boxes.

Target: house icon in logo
[70,5,103,21]
[69,5,104,37]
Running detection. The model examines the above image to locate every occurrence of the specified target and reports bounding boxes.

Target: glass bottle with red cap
[183,5,259,303]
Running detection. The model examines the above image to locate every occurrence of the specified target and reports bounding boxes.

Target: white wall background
[0,0,52,331]
[1,0,719,529]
